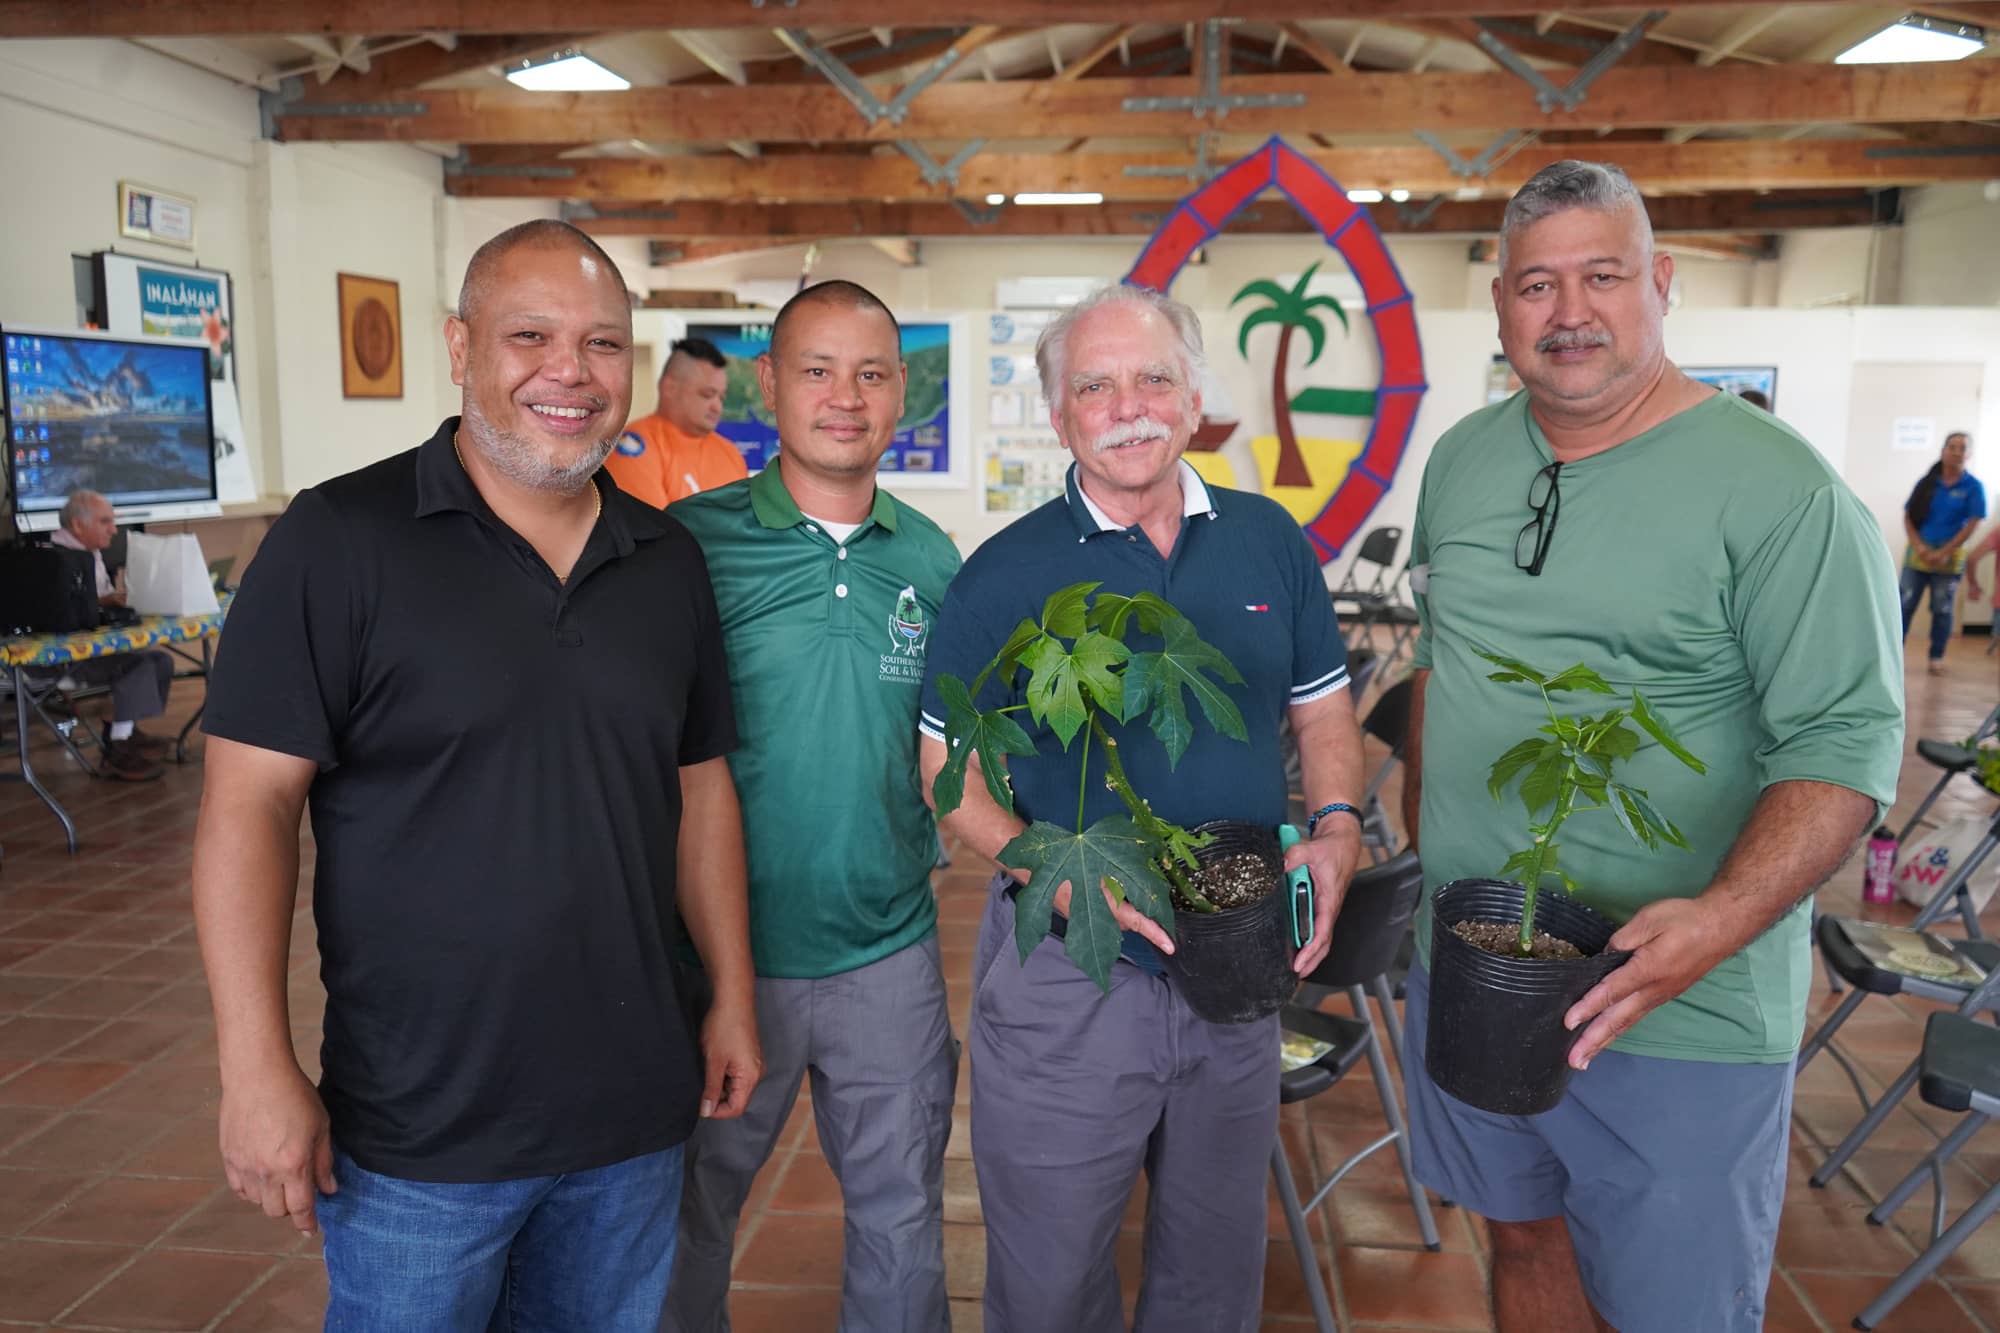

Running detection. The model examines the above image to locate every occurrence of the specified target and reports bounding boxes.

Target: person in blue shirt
[1900,430,1984,673]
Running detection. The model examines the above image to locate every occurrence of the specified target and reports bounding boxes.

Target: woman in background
[1902,431,1984,675]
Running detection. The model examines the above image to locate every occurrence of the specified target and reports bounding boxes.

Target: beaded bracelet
[1306,802,1362,837]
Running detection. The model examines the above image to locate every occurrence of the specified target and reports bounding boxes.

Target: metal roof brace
[442,149,578,180]
[951,197,1005,225]
[896,140,987,190]
[1125,129,1219,184]
[1122,18,1306,120]
[1413,129,1529,179]
[1392,195,1448,228]
[259,75,427,140]
[775,27,969,128]
[1469,10,1667,114]
[776,28,988,190]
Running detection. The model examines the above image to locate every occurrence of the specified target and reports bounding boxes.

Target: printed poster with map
[686,318,964,487]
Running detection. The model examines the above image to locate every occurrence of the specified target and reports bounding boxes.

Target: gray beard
[460,388,615,496]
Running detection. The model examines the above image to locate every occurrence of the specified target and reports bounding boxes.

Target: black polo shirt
[204,417,736,1183]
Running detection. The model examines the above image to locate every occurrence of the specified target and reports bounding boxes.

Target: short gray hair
[456,219,627,324]
[60,490,106,530]
[1498,160,1653,271]
[1035,284,1207,405]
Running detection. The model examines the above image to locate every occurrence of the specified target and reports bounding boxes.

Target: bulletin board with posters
[681,313,970,489]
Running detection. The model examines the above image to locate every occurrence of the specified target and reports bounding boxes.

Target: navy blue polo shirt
[921,462,1348,959]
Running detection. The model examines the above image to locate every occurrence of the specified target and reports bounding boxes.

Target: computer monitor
[3,324,221,535]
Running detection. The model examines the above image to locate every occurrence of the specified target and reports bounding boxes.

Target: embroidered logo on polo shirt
[880,585,929,685]
[614,431,646,457]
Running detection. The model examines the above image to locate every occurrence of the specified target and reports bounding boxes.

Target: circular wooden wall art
[351,298,397,379]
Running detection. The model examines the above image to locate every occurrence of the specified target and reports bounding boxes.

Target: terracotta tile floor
[2,638,1999,1330]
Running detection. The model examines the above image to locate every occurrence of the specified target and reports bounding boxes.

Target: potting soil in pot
[1178,850,1274,911]
[1451,919,1584,961]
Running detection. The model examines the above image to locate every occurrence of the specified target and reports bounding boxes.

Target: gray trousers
[663,932,958,1333]
[36,649,172,723]
[969,879,1279,1333]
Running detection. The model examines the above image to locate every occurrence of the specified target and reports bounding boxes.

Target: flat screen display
[3,325,217,529]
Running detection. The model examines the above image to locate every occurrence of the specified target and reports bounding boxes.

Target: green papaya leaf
[1039,581,1100,639]
[1519,751,1568,816]
[1631,691,1707,774]
[1545,663,1617,695]
[1606,782,1654,850]
[999,816,1174,993]
[1623,785,1689,850]
[1474,649,1547,685]
[1487,738,1553,800]
[1596,722,1641,763]
[1021,631,1130,748]
[1500,847,1541,881]
[971,616,1047,696]
[1087,590,1173,640]
[1572,752,1610,780]
[1123,615,1248,767]
[931,674,1037,818]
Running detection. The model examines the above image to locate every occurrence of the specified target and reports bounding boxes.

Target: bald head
[768,280,899,365]
[61,490,116,551]
[457,220,628,326]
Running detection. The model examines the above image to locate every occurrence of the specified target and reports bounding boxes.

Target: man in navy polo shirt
[918,284,1366,1333]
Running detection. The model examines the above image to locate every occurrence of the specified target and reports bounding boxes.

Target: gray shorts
[1400,960,1792,1333]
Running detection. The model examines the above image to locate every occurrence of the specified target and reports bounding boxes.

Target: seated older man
[43,490,173,781]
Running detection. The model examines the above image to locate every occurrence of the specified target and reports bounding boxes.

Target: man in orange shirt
[604,338,749,508]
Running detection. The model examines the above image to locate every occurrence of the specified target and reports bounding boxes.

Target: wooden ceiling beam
[309,32,583,96]
[449,140,1995,202]
[273,62,2000,144]
[1058,25,1135,82]
[0,2,1788,39]
[574,191,1886,240]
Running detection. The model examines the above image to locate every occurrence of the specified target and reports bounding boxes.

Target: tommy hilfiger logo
[1245,604,1270,612]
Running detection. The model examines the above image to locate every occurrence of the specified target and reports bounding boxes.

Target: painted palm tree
[1231,261,1376,488]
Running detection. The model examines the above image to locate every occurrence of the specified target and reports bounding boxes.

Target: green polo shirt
[1409,391,1904,1063]
[670,466,961,979]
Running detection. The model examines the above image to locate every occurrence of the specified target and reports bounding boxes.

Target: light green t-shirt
[1409,390,1904,1063]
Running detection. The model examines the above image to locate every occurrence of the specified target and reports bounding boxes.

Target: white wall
[1900,185,2000,309]
[0,39,273,489]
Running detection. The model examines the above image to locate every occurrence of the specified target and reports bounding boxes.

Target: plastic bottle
[1864,826,1898,905]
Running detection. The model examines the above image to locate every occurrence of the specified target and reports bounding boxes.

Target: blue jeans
[1900,566,1962,661]
[318,1145,683,1333]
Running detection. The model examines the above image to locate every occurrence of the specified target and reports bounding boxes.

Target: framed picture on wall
[1686,365,1778,412]
[337,273,403,399]
[116,181,196,249]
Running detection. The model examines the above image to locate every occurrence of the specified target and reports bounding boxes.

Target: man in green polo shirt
[662,281,961,1333]
[1397,161,1903,1333]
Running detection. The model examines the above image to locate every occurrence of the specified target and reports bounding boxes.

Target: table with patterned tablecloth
[2,592,230,854]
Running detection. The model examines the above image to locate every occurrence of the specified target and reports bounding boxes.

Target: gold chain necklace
[454,430,601,583]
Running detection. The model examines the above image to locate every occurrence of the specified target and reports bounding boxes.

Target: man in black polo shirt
[919,284,1366,1332]
[191,220,761,1332]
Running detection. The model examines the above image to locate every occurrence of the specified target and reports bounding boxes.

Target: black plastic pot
[1424,878,1629,1116]
[1161,821,1299,1025]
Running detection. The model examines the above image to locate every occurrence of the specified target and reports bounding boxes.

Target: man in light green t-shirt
[663,281,962,1333]
[1397,162,1903,1333]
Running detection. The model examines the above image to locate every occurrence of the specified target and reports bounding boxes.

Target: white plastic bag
[124,531,219,617]
[1895,814,2000,914]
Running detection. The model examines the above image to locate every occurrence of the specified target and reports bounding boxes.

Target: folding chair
[1331,526,1403,654]
[1799,804,2000,1087]
[1805,916,2000,1189]
[1273,850,1440,1333]
[1355,679,1416,863]
[1896,701,2000,844]
[1855,1012,2000,1329]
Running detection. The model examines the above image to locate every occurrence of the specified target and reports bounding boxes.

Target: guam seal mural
[1123,136,1428,564]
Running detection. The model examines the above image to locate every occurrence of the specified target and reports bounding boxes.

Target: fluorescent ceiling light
[1835,14,1985,64]
[985,193,1007,205]
[1346,189,1384,204]
[504,51,630,91]
[1013,192,1104,206]
[1389,189,1411,203]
